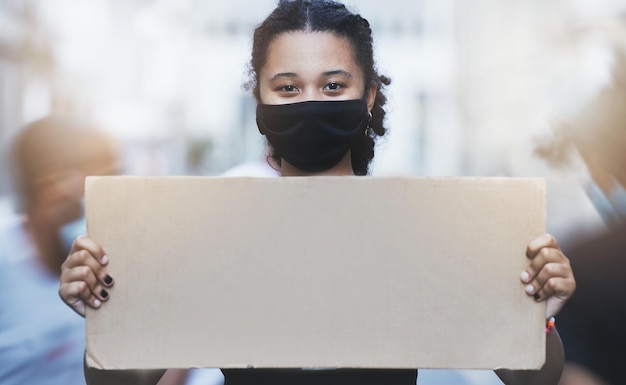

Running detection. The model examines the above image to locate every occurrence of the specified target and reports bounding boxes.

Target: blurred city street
[2,1,625,384]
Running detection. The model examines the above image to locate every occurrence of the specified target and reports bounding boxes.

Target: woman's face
[259,30,376,109]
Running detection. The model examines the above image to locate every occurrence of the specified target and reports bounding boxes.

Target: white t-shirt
[0,216,86,385]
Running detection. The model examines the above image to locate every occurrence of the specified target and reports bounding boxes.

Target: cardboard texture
[85,176,546,370]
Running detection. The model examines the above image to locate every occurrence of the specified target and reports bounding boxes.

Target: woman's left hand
[521,233,576,318]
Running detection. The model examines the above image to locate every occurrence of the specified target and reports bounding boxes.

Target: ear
[365,83,377,114]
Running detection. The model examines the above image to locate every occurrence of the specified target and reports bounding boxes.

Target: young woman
[59,1,576,384]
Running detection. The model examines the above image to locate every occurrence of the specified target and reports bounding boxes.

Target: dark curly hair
[247,0,391,175]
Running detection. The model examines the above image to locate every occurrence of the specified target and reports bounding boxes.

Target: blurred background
[1,0,625,241]
[1,1,625,384]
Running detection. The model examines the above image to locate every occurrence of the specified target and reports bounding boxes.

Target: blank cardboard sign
[85,176,546,370]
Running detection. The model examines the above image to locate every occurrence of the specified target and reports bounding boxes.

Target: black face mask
[256,99,369,173]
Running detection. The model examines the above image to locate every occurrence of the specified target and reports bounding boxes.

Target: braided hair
[247,0,391,175]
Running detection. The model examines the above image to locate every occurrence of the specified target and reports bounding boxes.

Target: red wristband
[546,317,556,334]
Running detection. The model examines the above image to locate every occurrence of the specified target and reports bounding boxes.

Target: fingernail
[534,293,540,301]
[520,271,530,282]
[94,299,101,307]
[104,275,113,285]
[100,289,108,299]
[101,255,108,265]
[525,284,534,294]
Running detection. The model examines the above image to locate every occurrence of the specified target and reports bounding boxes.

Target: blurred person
[0,115,120,384]
[59,1,575,385]
[536,51,626,385]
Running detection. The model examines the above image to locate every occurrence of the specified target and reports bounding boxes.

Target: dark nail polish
[104,275,113,285]
[534,293,540,301]
[101,289,109,299]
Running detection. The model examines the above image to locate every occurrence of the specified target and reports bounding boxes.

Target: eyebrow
[269,72,297,82]
[269,69,353,82]
[322,69,352,78]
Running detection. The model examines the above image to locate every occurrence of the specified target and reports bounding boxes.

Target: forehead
[261,30,363,79]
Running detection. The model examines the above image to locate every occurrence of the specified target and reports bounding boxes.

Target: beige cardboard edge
[85,176,547,370]
[85,349,103,370]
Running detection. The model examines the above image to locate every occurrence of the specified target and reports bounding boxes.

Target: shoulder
[220,161,279,178]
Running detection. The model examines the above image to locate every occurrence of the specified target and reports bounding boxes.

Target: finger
[61,265,111,303]
[62,248,114,287]
[521,246,568,283]
[69,235,108,265]
[526,233,560,260]
[522,261,570,298]
[530,275,576,302]
[59,280,103,317]
[58,284,86,318]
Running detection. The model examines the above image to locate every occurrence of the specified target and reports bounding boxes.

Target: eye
[278,84,299,93]
[323,82,344,91]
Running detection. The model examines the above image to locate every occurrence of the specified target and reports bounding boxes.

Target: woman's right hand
[59,235,114,317]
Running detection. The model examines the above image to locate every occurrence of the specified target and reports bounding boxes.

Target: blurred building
[0,1,54,214]
[1,2,625,385]
[1,0,625,238]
